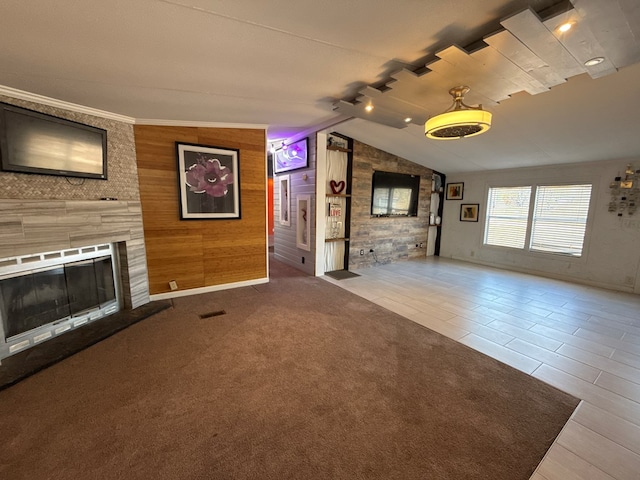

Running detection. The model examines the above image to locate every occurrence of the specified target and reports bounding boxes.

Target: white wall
[440,158,640,294]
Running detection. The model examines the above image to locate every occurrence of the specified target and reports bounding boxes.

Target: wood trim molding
[135,118,268,129]
[327,145,352,152]
[150,277,269,300]
[0,85,136,123]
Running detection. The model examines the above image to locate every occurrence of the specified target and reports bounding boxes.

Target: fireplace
[0,244,120,360]
[0,198,151,364]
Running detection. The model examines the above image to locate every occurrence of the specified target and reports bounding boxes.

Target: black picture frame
[446,182,464,200]
[176,142,241,220]
[460,203,479,222]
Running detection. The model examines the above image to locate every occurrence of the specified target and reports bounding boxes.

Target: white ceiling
[1,0,639,174]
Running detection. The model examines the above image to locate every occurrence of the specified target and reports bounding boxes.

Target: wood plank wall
[273,135,316,274]
[133,125,267,295]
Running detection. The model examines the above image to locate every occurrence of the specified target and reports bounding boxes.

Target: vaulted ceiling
[1,0,639,173]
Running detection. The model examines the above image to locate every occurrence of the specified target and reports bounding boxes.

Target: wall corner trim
[0,85,136,123]
[149,277,269,301]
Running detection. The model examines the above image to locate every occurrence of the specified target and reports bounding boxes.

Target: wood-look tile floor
[323,257,640,480]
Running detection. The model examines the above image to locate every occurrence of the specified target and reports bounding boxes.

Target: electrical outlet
[169,280,178,291]
[360,249,364,255]
[419,242,424,248]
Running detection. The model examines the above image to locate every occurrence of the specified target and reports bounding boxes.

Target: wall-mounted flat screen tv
[0,102,107,180]
[371,170,420,217]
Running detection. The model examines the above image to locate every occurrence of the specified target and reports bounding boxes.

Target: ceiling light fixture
[584,57,605,66]
[558,22,572,33]
[404,117,412,123]
[425,86,492,140]
[364,104,374,112]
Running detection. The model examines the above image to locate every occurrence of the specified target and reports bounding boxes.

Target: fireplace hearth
[0,244,120,360]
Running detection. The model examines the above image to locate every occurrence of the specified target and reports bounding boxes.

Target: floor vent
[199,310,226,319]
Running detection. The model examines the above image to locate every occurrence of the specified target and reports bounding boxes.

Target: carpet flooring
[0,259,578,479]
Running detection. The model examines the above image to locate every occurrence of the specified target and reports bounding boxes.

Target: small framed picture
[297,195,311,251]
[446,182,464,200]
[460,204,479,222]
[279,175,290,226]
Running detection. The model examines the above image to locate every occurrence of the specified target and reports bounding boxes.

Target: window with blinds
[530,184,592,256]
[484,186,532,248]
[483,184,592,257]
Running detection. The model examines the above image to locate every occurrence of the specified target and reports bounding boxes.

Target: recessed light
[365,104,374,112]
[558,22,572,33]
[584,57,605,66]
[404,117,412,123]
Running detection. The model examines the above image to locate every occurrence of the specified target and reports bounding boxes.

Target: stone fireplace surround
[0,198,150,360]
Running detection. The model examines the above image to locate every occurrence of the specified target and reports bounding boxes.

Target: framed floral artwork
[176,142,241,220]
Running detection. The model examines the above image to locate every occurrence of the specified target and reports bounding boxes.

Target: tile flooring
[322,257,640,480]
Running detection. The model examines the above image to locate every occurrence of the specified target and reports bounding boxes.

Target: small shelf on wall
[324,133,353,274]
[327,145,352,153]
[431,171,445,256]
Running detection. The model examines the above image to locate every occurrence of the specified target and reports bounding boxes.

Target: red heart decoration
[330,180,345,194]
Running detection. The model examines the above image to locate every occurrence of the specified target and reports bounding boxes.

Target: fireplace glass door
[0,256,116,339]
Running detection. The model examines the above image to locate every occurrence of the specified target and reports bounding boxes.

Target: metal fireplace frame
[0,243,121,360]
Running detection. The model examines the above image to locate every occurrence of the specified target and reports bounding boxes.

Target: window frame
[483,185,533,250]
[482,181,595,260]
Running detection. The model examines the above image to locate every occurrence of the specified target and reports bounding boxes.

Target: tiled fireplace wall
[0,93,150,310]
[0,199,150,309]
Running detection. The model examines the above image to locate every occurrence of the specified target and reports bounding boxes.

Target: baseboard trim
[150,277,269,301]
[449,255,635,294]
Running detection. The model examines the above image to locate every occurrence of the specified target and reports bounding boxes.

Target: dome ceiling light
[425,86,492,140]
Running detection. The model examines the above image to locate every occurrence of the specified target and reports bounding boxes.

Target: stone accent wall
[0,95,140,201]
[0,94,149,310]
[349,140,432,269]
[0,199,149,309]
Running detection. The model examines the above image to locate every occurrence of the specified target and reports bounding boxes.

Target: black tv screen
[371,170,421,217]
[0,102,107,180]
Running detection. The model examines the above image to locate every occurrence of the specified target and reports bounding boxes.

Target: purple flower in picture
[185,155,234,198]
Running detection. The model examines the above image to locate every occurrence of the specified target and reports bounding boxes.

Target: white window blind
[484,186,532,249]
[530,184,592,257]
